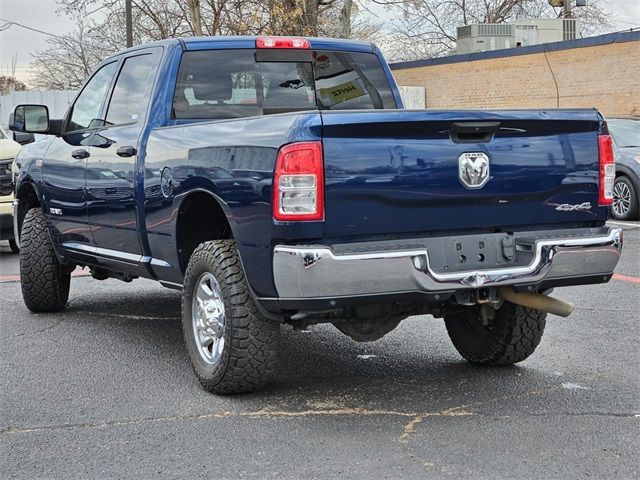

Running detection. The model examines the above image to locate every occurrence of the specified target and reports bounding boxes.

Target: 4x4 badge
[555,202,592,212]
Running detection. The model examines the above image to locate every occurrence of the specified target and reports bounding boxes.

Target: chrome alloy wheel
[612,180,632,217]
[192,272,226,365]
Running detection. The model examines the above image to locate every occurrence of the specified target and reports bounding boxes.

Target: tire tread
[445,302,546,366]
[182,240,279,394]
[19,208,70,312]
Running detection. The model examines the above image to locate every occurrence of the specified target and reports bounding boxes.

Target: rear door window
[173,50,261,120]
[173,49,396,120]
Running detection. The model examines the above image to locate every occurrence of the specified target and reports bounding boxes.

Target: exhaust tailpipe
[498,287,574,318]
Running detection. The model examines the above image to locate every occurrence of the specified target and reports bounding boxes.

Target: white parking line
[607,220,640,228]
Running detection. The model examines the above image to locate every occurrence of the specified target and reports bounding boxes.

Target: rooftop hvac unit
[455,18,581,54]
[455,23,516,54]
[457,25,472,38]
[477,24,513,36]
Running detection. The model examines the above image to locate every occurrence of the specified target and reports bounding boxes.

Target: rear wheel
[8,239,19,253]
[444,302,546,366]
[611,176,639,220]
[19,208,71,312]
[182,240,280,394]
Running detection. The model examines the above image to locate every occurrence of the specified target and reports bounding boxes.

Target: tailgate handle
[449,122,501,143]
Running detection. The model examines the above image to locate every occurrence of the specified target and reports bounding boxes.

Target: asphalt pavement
[0,222,638,479]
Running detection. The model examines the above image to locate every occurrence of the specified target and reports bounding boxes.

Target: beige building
[391,30,640,118]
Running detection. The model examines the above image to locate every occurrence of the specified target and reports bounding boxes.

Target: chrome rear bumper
[272,227,622,299]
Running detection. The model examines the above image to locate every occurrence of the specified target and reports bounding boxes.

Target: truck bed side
[143,112,323,295]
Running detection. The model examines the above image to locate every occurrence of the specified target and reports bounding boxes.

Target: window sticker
[318,80,365,106]
[313,52,331,71]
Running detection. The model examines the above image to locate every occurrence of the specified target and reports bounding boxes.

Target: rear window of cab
[172,49,397,120]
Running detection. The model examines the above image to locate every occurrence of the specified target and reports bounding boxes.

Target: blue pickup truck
[10,36,623,394]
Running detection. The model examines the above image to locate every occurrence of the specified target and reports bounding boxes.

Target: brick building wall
[390,31,640,117]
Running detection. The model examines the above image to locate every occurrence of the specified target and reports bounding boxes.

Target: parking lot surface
[1,222,638,479]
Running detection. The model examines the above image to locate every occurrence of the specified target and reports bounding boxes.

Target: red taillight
[256,37,310,49]
[598,134,615,206]
[273,141,324,221]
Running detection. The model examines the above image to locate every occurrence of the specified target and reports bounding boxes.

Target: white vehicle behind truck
[0,125,31,252]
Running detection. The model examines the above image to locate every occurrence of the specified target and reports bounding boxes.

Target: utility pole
[563,0,572,18]
[125,0,133,47]
[340,0,353,38]
[548,1,576,18]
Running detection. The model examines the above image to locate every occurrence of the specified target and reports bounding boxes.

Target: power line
[0,18,66,38]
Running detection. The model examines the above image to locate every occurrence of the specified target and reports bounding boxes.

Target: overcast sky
[1,0,639,83]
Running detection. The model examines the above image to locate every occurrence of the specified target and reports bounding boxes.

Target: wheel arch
[615,165,640,195]
[175,188,236,275]
[15,180,43,243]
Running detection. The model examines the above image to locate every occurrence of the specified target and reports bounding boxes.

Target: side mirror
[12,131,35,145]
[9,105,50,134]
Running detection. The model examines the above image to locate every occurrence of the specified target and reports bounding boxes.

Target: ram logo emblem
[458,152,490,189]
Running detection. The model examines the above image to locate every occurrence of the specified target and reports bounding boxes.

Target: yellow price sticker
[319,81,365,105]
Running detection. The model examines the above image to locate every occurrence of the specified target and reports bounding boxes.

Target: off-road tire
[20,208,70,312]
[8,239,19,253]
[182,240,280,394]
[444,302,546,366]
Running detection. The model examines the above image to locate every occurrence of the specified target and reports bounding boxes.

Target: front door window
[67,62,117,132]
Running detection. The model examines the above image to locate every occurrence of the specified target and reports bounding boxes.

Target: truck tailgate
[321,110,604,237]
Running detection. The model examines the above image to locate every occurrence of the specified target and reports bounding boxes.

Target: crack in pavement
[5,385,634,438]
[398,406,474,444]
[74,310,178,322]
[5,405,633,446]
[0,320,64,341]
[513,412,640,418]
[1,406,474,437]
[2,407,636,437]
[397,415,424,444]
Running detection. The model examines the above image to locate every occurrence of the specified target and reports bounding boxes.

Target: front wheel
[182,240,280,394]
[444,302,546,366]
[20,208,71,312]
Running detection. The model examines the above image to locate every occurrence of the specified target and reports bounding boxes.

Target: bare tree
[262,0,342,36]
[341,0,353,37]
[33,0,254,88]
[320,0,382,40]
[369,0,614,61]
[30,17,114,89]
[187,0,203,35]
[0,75,27,94]
[31,0,380,88]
